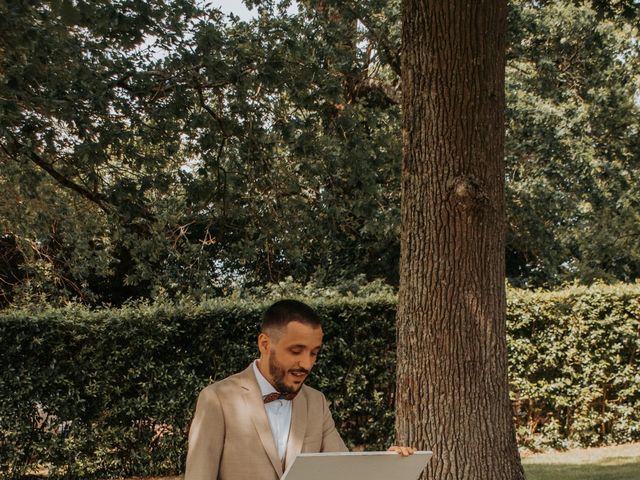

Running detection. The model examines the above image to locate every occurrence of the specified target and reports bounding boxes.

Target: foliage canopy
[1,0,639,306]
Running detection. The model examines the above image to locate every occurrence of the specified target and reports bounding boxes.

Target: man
[185,299,414,480]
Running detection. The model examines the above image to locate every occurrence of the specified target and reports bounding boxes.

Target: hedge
[508,285,640,449]
[0,284,638,478]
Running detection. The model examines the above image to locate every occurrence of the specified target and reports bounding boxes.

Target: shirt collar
[252,359,278,396]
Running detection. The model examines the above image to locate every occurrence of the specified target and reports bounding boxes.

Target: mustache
[289,368,310,375]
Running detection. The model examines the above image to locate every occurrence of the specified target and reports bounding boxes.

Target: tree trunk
[396,1,525,479]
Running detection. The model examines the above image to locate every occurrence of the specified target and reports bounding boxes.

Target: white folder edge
[281,451,433,480]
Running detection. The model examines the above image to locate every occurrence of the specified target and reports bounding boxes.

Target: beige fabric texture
[184,364,348,480]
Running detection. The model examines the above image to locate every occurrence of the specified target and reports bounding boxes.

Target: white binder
[281,451,433,480]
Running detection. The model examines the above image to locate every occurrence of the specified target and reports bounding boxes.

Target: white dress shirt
[252,360,292,462]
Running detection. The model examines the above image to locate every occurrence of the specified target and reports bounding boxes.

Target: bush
[508,284,640,450]
[0,283,638,478]
[0,290,397,479]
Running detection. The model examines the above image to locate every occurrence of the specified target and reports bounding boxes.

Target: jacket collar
[237,363,309,477]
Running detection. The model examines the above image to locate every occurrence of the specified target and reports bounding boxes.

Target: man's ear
[258,332,270,355]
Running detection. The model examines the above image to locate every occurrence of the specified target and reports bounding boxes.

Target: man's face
[259,320,323,394]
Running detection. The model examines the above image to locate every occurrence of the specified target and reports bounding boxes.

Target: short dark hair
[261,299,321,334]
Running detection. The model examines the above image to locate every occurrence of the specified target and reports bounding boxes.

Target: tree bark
[396,1,525,479]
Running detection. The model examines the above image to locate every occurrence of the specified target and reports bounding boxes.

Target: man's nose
[299,354,314,371]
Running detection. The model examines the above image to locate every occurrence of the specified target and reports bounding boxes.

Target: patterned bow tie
[263,391,297,403]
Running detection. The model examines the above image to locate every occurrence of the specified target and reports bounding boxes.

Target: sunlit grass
[523,455,640,480]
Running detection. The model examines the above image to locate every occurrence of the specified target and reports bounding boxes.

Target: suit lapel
[239,365,284,478]
[284,387,307,471]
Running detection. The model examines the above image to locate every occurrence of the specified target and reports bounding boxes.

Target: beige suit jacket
[184,364,348,480]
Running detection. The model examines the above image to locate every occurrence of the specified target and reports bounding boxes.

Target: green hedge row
[508,285,640,449]
[0,284,638,478]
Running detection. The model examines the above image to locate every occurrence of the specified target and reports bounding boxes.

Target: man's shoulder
[198,366,252,397]
[301,383,323,397]
[300,383,329,405]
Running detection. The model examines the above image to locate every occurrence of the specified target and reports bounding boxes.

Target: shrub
[508,284,640,450]
[0,283,638,478]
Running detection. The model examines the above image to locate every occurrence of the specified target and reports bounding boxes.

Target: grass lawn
[524,458,640,480]
[522,443,640,480]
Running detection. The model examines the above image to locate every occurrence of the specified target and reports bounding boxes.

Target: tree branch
[351,11,401,77]
[196,85,233,138]
[26,150,114,214]
[1,140,113,214]
[351,77,401,105]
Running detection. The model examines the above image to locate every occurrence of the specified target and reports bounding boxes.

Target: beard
[268,353,308,394]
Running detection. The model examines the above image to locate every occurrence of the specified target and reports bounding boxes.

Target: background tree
[0,0,208,304]
[395,1,525,479]
[1,0,404,305]
[1,0,639,307]
[505,0,640,286]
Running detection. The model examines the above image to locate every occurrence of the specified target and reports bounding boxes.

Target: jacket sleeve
[184,386,225,480]
[320,394,348,452]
